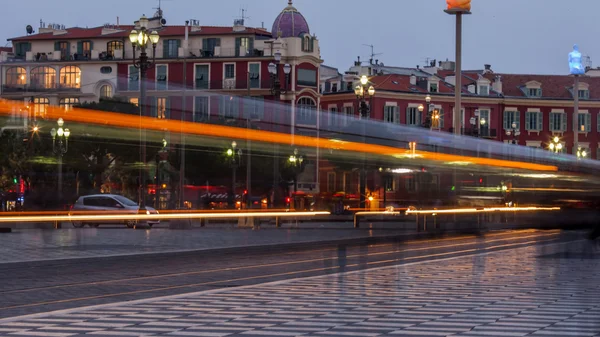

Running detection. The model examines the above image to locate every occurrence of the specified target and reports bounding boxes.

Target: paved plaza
[0,239,598,336]
[0,226,412,264]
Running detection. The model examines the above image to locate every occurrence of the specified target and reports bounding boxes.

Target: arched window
[59,98,80,111]
[107,41,124,58]
[100,84,113,99]
[32,97,49,119]
[297,97,316,124]
[60,66,81,89]
[30,67,56,90]
[6,67,27,87]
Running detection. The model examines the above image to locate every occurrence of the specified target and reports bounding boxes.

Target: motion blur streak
[0,100,558,172]
[0,211,330,223]
[406,206,561,215]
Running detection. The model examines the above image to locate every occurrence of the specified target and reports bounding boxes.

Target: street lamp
[505,122,521,145]
[288,148,305,193]
[548,136,563,153]
[577,147,587,159]
[354,75,375,209]
[50,118,70,205]
[422,95,437,129]
[268,54,291,101]
[227,141,242,209]
[129,14,160,208]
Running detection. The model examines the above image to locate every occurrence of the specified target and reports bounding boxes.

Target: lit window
[59,98,80,111]
[6,67,27,87]
[32,97,49,119]
[157,98,168,119]
[129,97,139,106]
[578,113,591,132]
[31,67,56,90]
[100,85,113,99]
[59,66,81,89]
[107,41,124,58]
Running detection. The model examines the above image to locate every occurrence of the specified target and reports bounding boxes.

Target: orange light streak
[0,100,558,172]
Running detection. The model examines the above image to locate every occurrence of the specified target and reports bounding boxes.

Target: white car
[70,194,160,228]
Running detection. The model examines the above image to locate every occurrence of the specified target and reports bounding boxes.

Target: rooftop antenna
[363,44,383,64]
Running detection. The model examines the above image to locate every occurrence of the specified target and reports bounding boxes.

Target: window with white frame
[248,63,260,88]
[195,64,209,89]
[527,88,542,97]
[224,64,235,79]
[384,105,400,124]
[406,107,420,126]
[479,85,489,96]
[297,97,316,125]
[100,85,113,99]
[503,110,520,130]
[193,96,209,122]
[578,112,591,132]
[578,89,590,99]
[525,110,543,131]
[156,65,168,90]
[549,111,566,132]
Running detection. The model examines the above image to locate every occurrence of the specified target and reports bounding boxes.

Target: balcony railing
[462,128,497,138]
[2,83,81,93]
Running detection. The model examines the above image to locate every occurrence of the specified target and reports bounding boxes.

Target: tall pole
[57,153,63,204]
[573,75,580,154]
[272,66,280,208]
[246,75,252,208]
[180,21,189,209]
[139,49,148,208]
[454,13,463,135]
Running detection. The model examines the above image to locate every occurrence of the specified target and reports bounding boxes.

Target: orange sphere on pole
[447,0,471,11]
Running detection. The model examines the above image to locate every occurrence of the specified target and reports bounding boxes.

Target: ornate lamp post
[50,118,70,204]
[569,44,585,154]
[354,75,375,209]
[227,141,242,209]
[129,15,160,208]
[268,52,291,208]
[505,122,521,145]
[548,136,563,154]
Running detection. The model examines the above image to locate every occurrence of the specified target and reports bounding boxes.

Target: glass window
[59,66,81,89]
[239,37,250,56]
[405,177,416,192]
[298,69,317,86]
[249,63,260,88]
[578,89,589,99]
[297,97,316,124]
[107,41,123,58]
[32,97,49,119]
[220,96,238,119]
[384,106,400,124]
[128,66,139,91]
[503,111,520,129]
[406,107,420,126]
[6,67,26,87]
[195,65,209,89]
[202,38,220,55]
[129,97,139,106]
[549,112,566,132]
[30,66,56,90]
[163,39,180,58]
[525,111,542,131]
[56,41,70,60]
[15,42,31,58]
[528,88,541,97]
[194,96,209,122]
[578,113,591,132]
[385,176,396,192]
[100,66,112,74]
[429,83,438,93]
[157,98,168,119]
[156,65,168,90]
[225,64,235,79]
[100,85,113,98]
[81,41,91,56]
[479,85,489,96]
[59,98,80,111]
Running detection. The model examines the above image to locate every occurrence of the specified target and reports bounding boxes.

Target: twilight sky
[2,0,598,74]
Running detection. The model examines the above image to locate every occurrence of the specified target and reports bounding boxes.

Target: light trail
[0,99,558,172]
[406,206,561,215]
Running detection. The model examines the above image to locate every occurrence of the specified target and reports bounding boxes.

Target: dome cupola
[271,0,310,38]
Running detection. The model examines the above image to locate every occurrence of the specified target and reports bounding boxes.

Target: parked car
[70,194,160,228]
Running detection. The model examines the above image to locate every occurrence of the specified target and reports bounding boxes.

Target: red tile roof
[0,47,11,52]
[493,73,600,100]
[9,25,272,41]
[368,73,501,97]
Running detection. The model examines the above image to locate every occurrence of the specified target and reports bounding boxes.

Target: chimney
[492,75,503,94]
[484,64,492,73]
[410,75,417,85]
[354,56,361,66]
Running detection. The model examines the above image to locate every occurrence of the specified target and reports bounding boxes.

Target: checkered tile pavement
[0,242,599,337]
